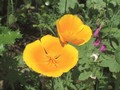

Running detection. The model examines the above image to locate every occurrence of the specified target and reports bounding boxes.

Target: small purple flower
[94,38,101,47]
[93,26,102,37]
[100,44,106,52]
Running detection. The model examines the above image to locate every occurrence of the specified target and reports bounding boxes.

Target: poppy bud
[45,1,50,6]
[90,74,96,79]
[91,53,99,62]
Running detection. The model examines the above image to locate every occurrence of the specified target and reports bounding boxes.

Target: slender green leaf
[58,0,78,13]
[115,46,120,64]
[79,71,92,81]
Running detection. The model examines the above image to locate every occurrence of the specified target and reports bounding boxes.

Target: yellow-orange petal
[40,35,63,57]
[76,25,92,45]
[23,35,78,77]
[57,44,78,72]
[23,40,47,73]
[56,14,83,33]
[56,14,92,45]
[65,24,92,45]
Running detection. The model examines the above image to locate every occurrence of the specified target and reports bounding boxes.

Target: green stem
[10,0,14,14]
[64,0,67,14]
[52,78,54,90]
[7,0,14,26]
[10,82,15,90]
[7,0,10,26]
[105,0,108,17]
[48,27,56,36]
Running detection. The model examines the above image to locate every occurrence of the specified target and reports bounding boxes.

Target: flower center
[45,55,60,67]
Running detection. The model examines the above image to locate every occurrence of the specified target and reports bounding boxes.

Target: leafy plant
[0,26,22,54]
[0,0,120,90]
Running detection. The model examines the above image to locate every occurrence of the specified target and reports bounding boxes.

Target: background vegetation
[0,0,120,90]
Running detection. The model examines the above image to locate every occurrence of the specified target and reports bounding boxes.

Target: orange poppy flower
[23,35,78,77]
[56,14,92,45]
